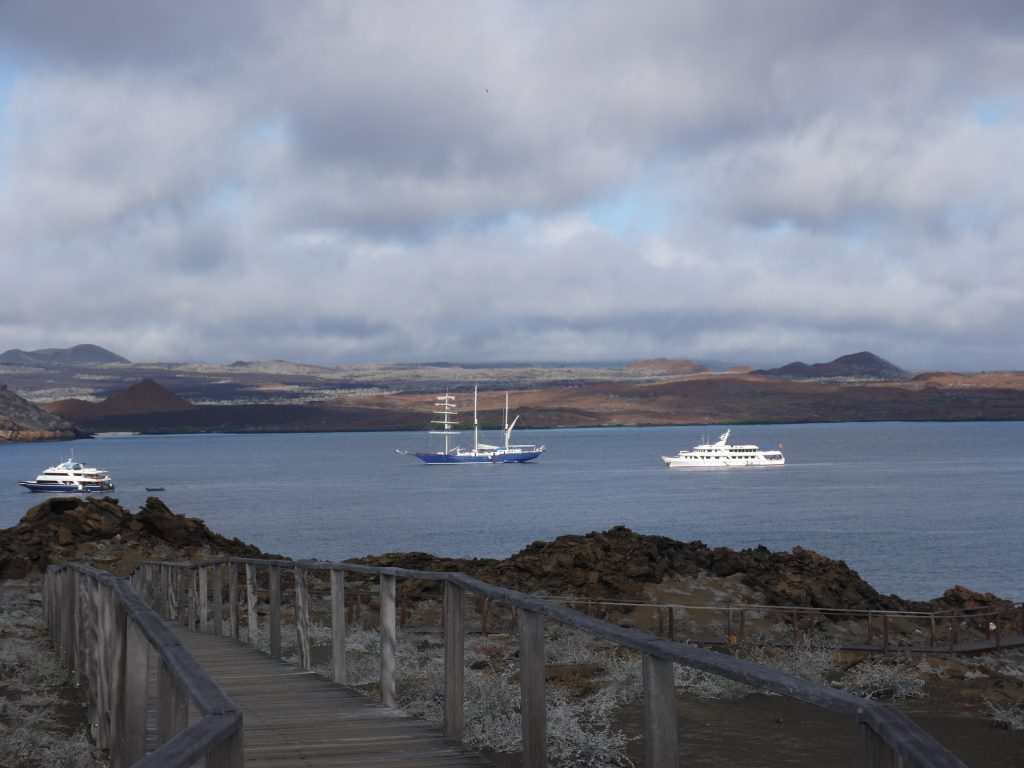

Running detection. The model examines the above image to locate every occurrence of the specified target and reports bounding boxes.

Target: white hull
[661,429,784,469]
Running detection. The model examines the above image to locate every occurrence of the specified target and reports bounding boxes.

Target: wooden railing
[132,557,968,768]
[540,596,1024,655]
[44,563,243,768]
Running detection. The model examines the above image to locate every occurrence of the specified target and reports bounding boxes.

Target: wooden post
[657,607,665,637]
[727,607,734,638]
[199,566,209,634]
[860,721,899,767]
[643,654,679,768]
[929,614,936,648]
[205,725,244,768]
[950,611,958,656]
[882,615,890,657]
[667,607,675,641]
[481,597,489,634]
[109,596,127,768]
[228,562,239,640]
[444,581,465,741]
[331,568,346,684]
[792,609,799,643]
[245,564,259,647]
[739,608,746,640]
[995,614,1002,651]
[176,568,188,625]
[122,618,149,766]
[867,611,874,647]
[157,658,188,745]
[188,568,198,631]
[296,566,311,671]
[380,574,397,707]
[269,564,281,659]
[212,563,224,637]
[519,608,546,768]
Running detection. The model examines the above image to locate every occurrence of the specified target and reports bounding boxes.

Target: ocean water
[1,421,1021,602]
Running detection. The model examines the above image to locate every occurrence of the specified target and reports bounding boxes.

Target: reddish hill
[42,378,197,422]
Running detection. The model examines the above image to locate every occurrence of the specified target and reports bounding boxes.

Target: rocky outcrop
[0,383,78,442]
[355,526,1011,612]
[0,496,271,579]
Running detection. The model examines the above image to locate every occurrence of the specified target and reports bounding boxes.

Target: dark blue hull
[18,482,113,493]
[413,450,543,464]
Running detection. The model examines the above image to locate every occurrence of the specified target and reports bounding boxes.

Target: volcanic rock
[0,495,271,579]
[0,383,77,442]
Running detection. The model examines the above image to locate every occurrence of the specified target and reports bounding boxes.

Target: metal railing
[132,557,968,768]
[44,563,242,768]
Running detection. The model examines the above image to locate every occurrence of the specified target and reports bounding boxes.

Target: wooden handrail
[44,563,242,768]
[135,556,968,768]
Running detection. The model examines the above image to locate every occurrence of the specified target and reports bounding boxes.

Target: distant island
[2,346,1024,440]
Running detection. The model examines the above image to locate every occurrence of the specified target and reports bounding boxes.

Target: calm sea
[1,422,1021,602]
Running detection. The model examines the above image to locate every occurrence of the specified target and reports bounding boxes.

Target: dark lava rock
[0,495,272,579]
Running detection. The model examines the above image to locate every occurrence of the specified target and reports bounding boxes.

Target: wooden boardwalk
[169,622,493,767]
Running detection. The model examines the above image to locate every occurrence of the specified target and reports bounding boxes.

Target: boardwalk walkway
[169,622,493,768]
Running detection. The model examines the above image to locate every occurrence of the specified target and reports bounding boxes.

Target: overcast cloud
[1,0,1022,369]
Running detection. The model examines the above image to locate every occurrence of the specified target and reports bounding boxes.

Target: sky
[1,1,1022,371]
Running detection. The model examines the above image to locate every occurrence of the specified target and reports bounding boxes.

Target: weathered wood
[189,568,198,630]
[295,566,311,671]
[380,573,397,707]
[205,724,244,768]
[519,608,546,768]
[199,566,209,634]
[212,563,224,637]
[109,597,128,768]
[229,562,239,640]
[122,617,149,765]
[157,658,189,744]
[642,654,679,768]
[444,581,465,742]
[269,564,281,658]
[331,568,346,684]
[246,564,259,647]
[860,721,900,767]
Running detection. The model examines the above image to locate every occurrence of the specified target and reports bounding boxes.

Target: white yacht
[18,459,116,493]
[661,430,784,468]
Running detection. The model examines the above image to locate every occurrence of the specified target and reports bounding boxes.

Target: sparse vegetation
[0,580,107,768]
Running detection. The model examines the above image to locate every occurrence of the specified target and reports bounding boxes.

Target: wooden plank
[380,574,397,707]
[122,617,150,765]
[269,564,281,659]
[518,608,546,768]
[199,566,209,634]
[169,622,492,767]
[229,562,239,640]
[246,564,259,648]
[296,566,311,670]
[642,653,678,768]
[331,568,346,684]
[443,581,465,742]
[213,563,224,637]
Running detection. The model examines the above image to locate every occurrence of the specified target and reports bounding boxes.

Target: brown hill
[43,378,197,422]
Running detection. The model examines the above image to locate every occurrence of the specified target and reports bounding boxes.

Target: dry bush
[0,583,107,768]
[833,653,927,701]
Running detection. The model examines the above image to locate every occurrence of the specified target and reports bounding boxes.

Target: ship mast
[428,392,460,454]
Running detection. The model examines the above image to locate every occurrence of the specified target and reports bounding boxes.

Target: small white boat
[661,429,784,468]
[18,458,116,492]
